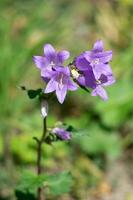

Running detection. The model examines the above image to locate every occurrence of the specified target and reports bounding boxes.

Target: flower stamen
[71,69,80,79]
[96,79,101,84]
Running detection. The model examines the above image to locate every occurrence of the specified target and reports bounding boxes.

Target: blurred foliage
[74,125,122,160]
[15,171,72,198]
[0,0,133,199]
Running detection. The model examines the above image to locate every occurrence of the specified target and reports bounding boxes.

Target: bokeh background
[0,0,133,199]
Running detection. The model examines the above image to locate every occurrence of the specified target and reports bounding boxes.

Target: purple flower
[52,127,71,140]
[44,66,78,104]
[75,40,113,79]
[33,44,70,79]
[78,68,115,100]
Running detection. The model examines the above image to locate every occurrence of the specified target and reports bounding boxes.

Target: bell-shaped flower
[77,68,115,100]
[75,40,113,79]
[52,127,71,140]
[44,66,78,104]
[33,44,70,79]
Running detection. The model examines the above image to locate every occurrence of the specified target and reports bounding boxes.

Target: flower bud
[41,99,48,118]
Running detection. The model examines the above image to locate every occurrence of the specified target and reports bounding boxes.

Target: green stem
[37,117,47,200]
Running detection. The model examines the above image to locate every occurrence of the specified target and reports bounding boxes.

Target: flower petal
[82,69,96,89]
[45,79,56,93]
[67,80,78,91]
[98,51,112,63]
[41,76,50,83]
[33,56,46,69]
[85,50,112,64]
[99,74,108,84]
[75,54,91,71]
[56,85,67,104]
[44,44,56,61]
[41,67,54,78]
[57,50,70,64]
[91,85,108,100]
[52,127,71,140]
[102,74,116,86]
[77,75,86,86]
[93,63,113,79]
[93,40,104,52]
[63,66,70,76]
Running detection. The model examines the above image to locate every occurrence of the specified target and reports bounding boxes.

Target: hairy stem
[37,117,47,200]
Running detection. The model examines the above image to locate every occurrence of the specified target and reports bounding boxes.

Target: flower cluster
[33,40,115,103]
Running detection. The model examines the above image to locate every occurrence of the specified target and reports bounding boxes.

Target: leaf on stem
[19,86,42,99]
[15,171,73,197]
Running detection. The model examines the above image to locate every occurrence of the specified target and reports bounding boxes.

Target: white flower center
[59,74,64,90]
[92,58,100,65]
[71,69,80,79]
[50,61,55,67]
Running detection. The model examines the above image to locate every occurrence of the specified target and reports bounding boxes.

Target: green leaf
[16,171,46,193]
[27,89,42,99]
[45,171,72,196]
[16,171,73,197]
[15,190,36,200]
[20,86,42,99]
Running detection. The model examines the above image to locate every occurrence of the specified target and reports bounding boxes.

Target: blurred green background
[0,0,133,199]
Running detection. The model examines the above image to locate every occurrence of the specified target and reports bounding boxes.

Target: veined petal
[56,85,67,104]
[44,44,56,61]
[55,66,70,76]
[57,50,70,64]
[93,63,113,79]
[45,79,56,93]
[33,56,46,69]
[93,40,104,52]
[67,80,78,91]
[84,51,92,63]
[75,55,91,71]
[63,66,70,76]
[41,67,54,78]
[92,85,108,100]
[93,51,112,63]
[91,88,97,96]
